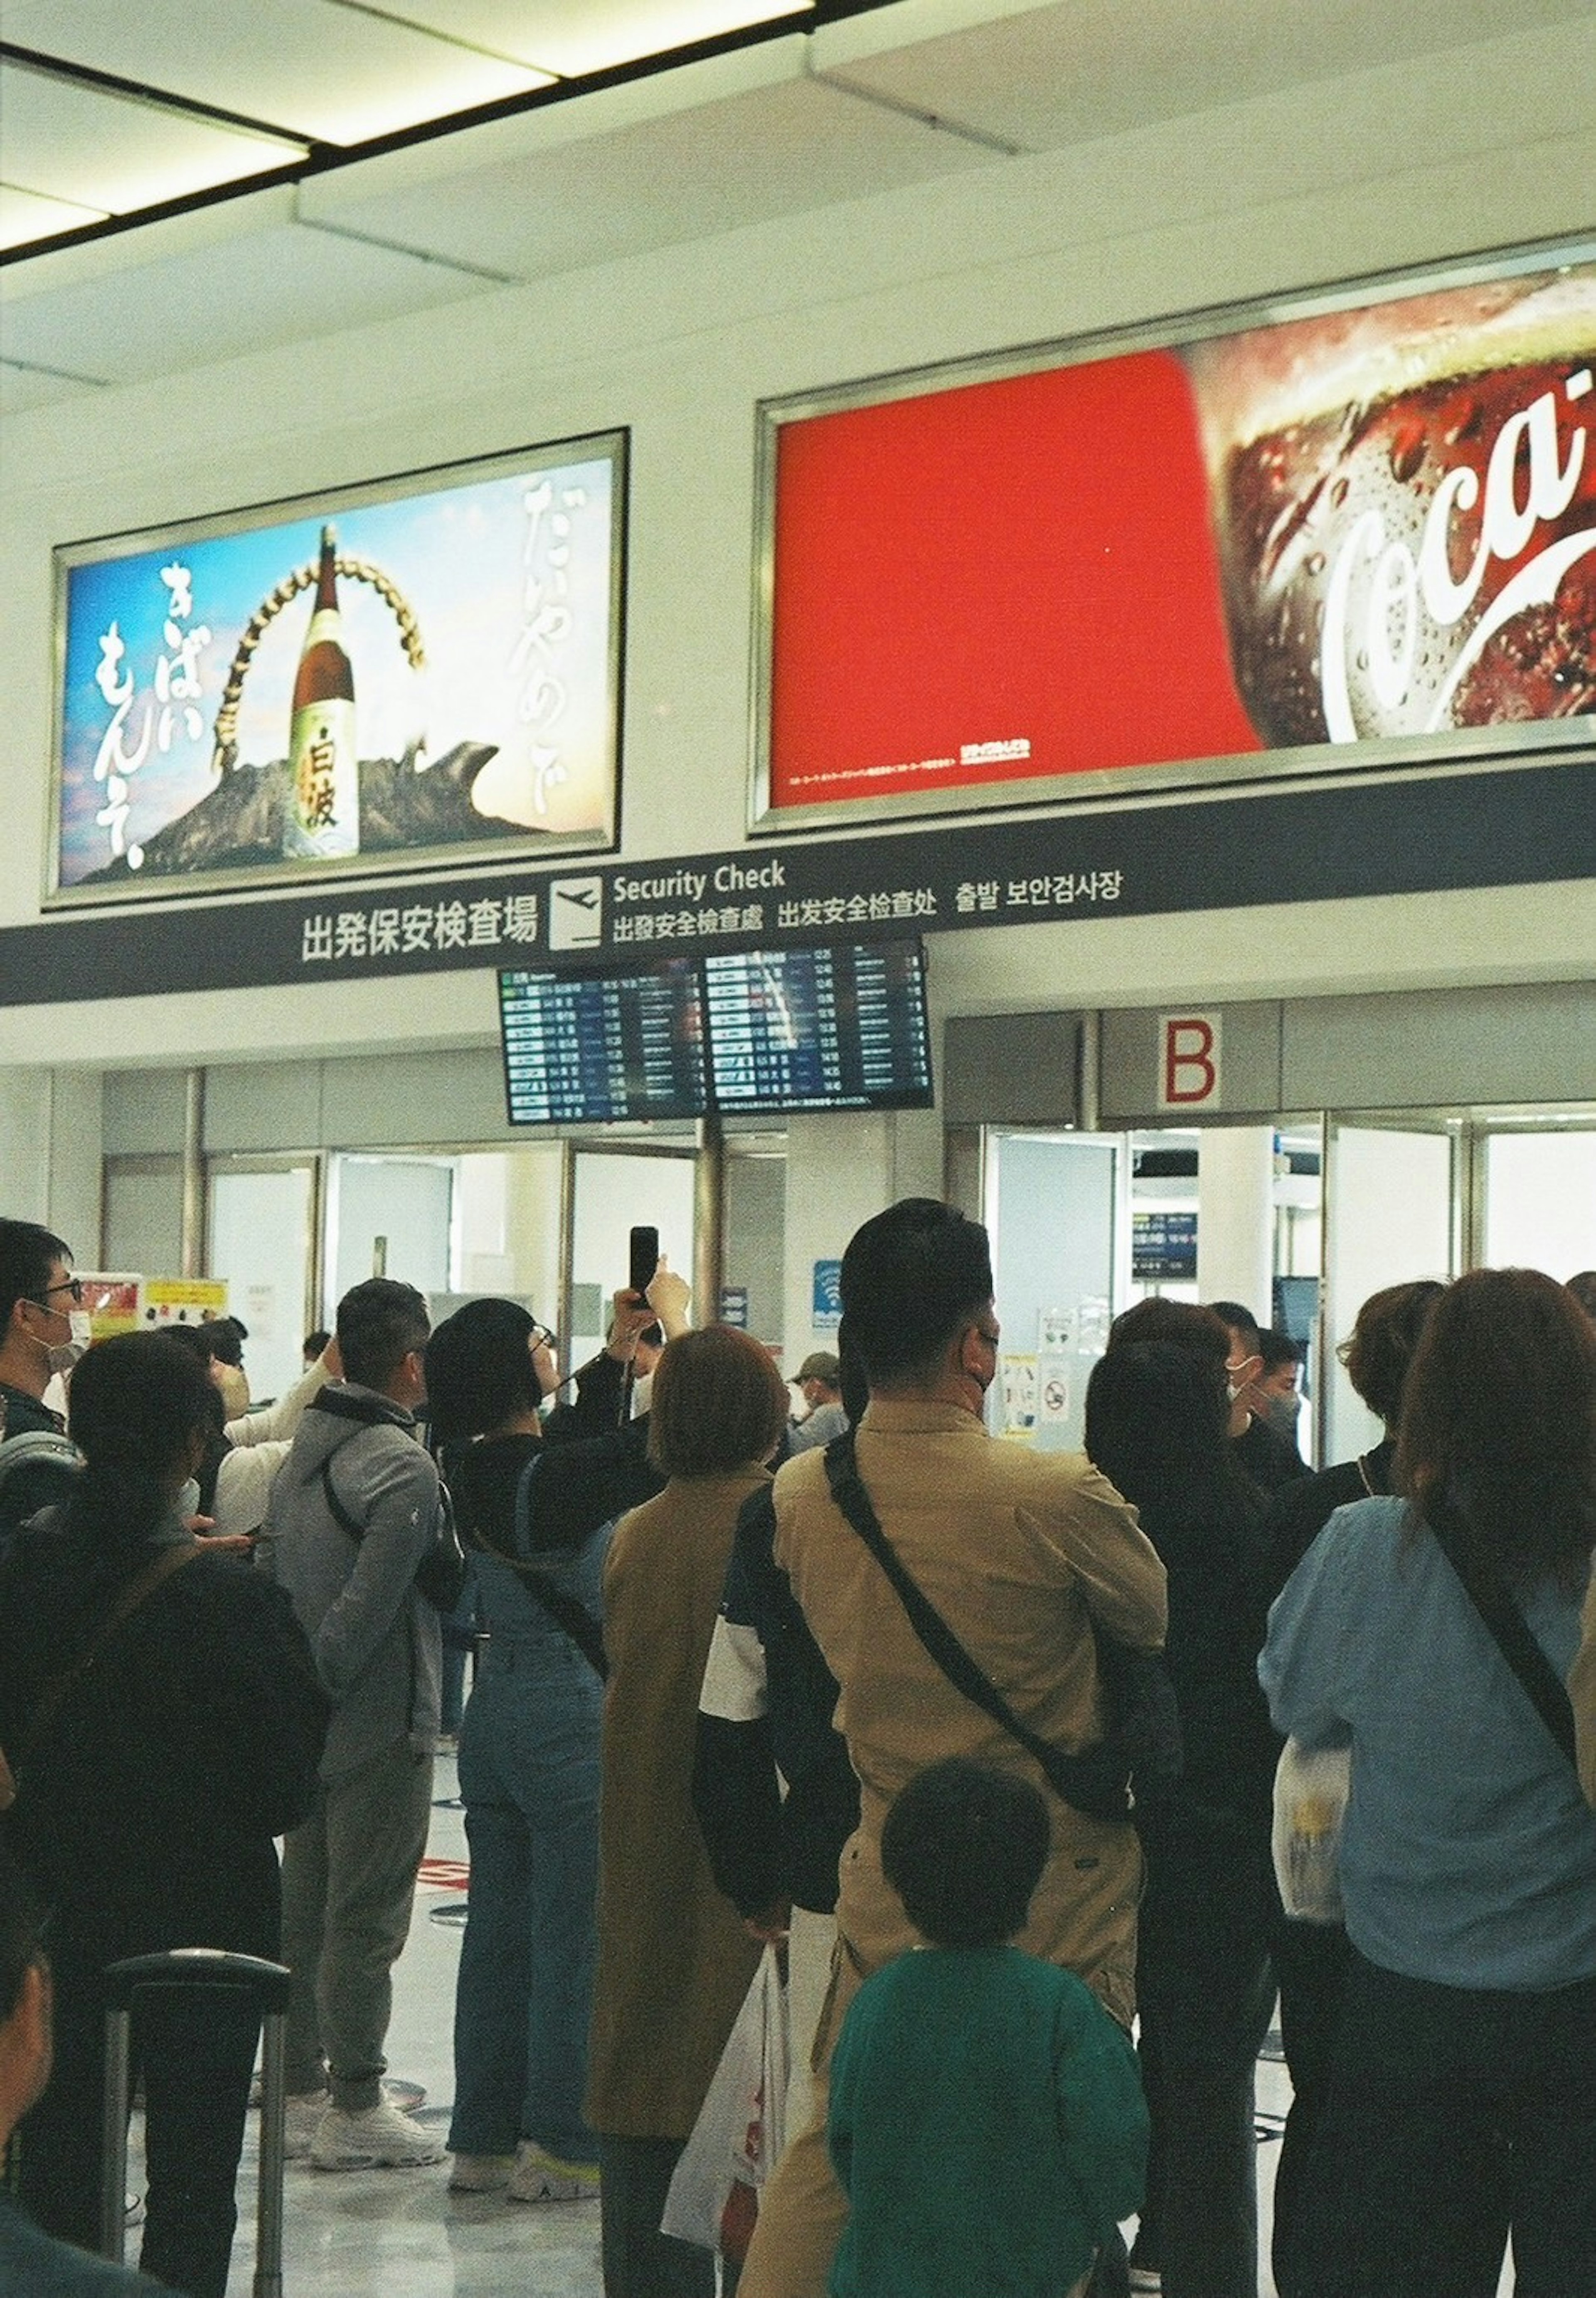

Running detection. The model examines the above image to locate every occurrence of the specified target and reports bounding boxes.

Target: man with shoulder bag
[258,1277,449,2173]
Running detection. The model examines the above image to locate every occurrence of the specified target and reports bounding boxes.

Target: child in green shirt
[827,1758,1148,2298]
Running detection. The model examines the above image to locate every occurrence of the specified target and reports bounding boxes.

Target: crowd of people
[0,1204,1592,2298]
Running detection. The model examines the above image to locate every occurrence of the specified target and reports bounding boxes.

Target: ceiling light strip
[0,41,319,155]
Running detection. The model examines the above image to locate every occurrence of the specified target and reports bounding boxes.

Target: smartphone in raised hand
[628,1224,660,1305]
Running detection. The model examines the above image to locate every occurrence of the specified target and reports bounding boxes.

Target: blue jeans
[449,1637,603,2163]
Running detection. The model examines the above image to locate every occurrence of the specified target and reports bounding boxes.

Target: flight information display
[498,958,707,1125]
[703,940,933,1114]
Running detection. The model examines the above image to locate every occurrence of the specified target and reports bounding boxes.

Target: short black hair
[839,1199,993,1387]
[337,1278,430,1391]
[880,1758,1050,1949]
[0,1837,48,2025]
[1257,1328,1301,1376]
[0,1219,71,1333]
[425,1296,543,1449]
[1207,1300,1261,1356]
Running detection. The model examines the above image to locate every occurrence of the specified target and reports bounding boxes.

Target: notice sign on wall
[756,244,1594,828]
[50,435,625,907]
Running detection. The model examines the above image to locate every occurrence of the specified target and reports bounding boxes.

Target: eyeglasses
[31,1277,84,1309]
[530,1323,559,1353]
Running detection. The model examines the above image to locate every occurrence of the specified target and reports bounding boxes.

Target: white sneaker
[311,2098,447,2171]
[283,2089,331,2160]
[448,2152,515,2193]
[507,2138,600,2202]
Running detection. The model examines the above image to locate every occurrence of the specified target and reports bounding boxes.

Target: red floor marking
[417,1857,470,1891]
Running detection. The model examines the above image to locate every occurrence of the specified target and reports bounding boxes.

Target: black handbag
[823,1432,1180,1825]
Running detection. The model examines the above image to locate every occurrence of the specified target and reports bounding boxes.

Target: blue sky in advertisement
[57,450,617,888]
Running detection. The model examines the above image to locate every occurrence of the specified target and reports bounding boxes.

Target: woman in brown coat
[586,1325,790,2298]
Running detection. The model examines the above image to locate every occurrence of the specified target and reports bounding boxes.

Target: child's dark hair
[880,1758,1050,1949]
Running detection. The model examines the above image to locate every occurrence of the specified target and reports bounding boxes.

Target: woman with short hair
[1261,1267,1596,2298]
[586,1324,791,2298]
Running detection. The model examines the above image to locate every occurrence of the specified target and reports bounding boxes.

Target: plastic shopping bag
[663,1943,789,2257]
[1271,1737,1350,1924]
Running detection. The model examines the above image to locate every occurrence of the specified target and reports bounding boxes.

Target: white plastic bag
[1271,1737,1350,1924]
[662,1943,789,2254]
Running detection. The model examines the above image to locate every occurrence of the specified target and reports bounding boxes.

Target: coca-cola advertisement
[47,434,625,908]
[755,245,1594,829]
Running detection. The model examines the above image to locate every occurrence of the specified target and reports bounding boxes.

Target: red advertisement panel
[761,254,1594,823]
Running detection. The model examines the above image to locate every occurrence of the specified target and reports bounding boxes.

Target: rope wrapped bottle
[208,550,426,791]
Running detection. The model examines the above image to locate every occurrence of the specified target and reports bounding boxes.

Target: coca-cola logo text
[1321,366,1595,741]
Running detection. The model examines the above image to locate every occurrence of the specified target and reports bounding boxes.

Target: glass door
[1474,1120,1596,1278]
[985,1130,1124,1452]
[207,1158,321,1408]
[1322,1117,1459,1464]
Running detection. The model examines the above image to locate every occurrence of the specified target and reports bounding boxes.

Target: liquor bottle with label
[283,524,359,860]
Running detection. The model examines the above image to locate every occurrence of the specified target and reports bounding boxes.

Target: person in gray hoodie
[258,1277,447,2173]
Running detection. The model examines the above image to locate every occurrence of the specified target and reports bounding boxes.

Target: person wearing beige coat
[736,1200,1166,2298]
[586,1325,791,2298]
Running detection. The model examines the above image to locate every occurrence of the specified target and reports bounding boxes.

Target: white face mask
[175,1476,201,1522]
[46,1310,94,1377]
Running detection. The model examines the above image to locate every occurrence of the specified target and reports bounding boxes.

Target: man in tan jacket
[736,1198,1166,2298]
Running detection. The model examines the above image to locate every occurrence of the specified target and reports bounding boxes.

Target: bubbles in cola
[1184,266,1596,747]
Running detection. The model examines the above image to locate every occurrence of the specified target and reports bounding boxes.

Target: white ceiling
[1,0,1590,417]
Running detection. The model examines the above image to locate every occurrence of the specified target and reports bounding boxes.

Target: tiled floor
[122,1754,1503,2296]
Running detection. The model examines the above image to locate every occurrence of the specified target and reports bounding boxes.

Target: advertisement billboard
[49,434,626,905]
[753,241,1594,830]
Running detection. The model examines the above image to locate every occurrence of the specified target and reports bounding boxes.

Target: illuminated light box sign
[49,434,625,906]
[754,242,1594,830]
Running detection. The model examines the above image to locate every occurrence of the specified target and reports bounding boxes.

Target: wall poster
[48,433,626,907]
[752,240,1594,831]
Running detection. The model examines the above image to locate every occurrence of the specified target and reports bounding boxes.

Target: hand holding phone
[628,1224,660,1303]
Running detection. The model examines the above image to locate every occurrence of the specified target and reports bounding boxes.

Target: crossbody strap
[822,1431,1064,1783]
[1427,1499,1577,1773]
[483,1453,607,1679]
[20,1543,200,1768]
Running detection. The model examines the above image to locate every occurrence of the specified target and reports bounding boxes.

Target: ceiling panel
[0,0,552,147]
[0,59,303,214]
[0,360,108,416]
[0,216,496,387]
[813,0,1596,153]
[384,0,809,77]
[0,182,110,252]
[303,68,995,280]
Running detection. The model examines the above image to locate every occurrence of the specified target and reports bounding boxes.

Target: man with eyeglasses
[0,1222,86,1565]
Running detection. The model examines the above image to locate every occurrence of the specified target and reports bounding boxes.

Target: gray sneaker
[283,2089,331,2161]
[311,2098,447,2171]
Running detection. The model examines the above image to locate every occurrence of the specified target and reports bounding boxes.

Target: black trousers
[1296,1953,1596,2298]
[17,1940,259,2298]
[1130,1842,1276,2298]
[598,2132,718,2298]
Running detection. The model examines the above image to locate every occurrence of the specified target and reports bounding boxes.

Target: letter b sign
[1158,1013,1222,1110]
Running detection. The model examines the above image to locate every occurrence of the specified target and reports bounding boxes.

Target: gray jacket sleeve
[313,1432,437,1704]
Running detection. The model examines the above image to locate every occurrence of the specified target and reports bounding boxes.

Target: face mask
[176,1477,201,1522]
[49,1311,93,1376]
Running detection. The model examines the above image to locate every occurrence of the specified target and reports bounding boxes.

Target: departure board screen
[703,940,933,1114]
[498,959,707,1125]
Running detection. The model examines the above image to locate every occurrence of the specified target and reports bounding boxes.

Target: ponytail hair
[64,1332,217,1556]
